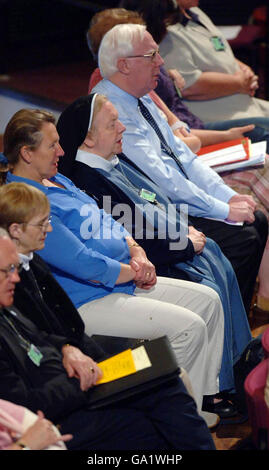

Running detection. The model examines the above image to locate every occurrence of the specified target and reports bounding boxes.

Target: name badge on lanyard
[139,188,156,203]
[28,344,43,366]
[210,36,225,51]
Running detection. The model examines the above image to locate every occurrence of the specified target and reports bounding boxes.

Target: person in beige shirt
[129,0,269,124]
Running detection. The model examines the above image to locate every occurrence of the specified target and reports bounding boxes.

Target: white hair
[98,23,147,78]
[0,227,10,240]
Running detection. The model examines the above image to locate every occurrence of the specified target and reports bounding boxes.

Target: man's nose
[56,143,65,157]
[156,52,164,67]
[119,121,126,133]
[10,270,20,283]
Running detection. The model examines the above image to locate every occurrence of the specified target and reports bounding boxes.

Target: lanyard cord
[117,161,141,195]
[2,311,31,352]
[116,162,165,211]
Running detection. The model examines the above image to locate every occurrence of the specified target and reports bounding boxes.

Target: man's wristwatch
[16,441,31,450]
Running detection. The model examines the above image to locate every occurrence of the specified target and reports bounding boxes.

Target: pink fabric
[0,400,25,450]
[222,155,269,221]
[88,68,103,93]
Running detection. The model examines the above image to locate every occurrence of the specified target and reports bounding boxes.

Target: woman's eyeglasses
[25,216,52,231]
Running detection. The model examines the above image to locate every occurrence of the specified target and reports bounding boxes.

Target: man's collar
[75,149,119,172]
[182,8,200,26]
[100,79,141,105]
[98,78,157,110]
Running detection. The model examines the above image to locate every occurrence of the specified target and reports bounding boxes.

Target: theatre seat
[244,358,269,449]
[262,327,269,358]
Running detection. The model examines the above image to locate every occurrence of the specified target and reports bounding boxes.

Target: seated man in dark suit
[0,232,215,450]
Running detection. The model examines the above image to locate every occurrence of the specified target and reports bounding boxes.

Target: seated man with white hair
[92,23,268,317]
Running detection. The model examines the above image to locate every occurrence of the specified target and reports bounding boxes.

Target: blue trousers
[176,237,252,392]
[59,378,215,450]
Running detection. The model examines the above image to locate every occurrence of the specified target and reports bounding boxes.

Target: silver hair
[98,23,146,78]
[0,227,10,239]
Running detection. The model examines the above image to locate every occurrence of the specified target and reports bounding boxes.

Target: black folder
[87,336,180,409]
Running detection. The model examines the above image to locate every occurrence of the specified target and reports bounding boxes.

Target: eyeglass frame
[0,263,23,278]
[23,216,52,231]
[125,48,160,62]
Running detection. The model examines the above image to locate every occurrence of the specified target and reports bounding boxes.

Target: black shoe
[202,397,239,419]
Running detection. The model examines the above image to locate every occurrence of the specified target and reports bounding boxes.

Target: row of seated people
[0,9,268,450]
[0,103,260,445]
[0,118,260,449]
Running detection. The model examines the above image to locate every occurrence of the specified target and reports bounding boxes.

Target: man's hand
[62,345,102,391]
[229,194,257,211]
[13,411,73,450]
[228,196,255,223]
[188,226,206,254]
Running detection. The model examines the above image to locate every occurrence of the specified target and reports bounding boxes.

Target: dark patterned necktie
[137,99,188,179]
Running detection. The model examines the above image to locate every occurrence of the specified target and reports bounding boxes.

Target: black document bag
[88,336,180,409]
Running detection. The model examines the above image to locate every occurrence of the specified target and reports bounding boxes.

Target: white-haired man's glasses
[126,48,160,62]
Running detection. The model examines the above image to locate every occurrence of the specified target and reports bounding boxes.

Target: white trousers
[78,277,224,411]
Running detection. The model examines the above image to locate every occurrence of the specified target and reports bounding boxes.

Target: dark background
[0,0,266,73]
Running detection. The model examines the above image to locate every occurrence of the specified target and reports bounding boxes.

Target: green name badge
[210,36,225,51]
[139,188,156,203]
[28,344,43,366]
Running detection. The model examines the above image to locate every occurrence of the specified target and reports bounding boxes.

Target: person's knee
[253,210,268,245]
[171,313,207,352]
[203,286,221,309]
[207,290,223,322]
[191,316,208,345]
[239,211,268,259]
[195,285,223,323]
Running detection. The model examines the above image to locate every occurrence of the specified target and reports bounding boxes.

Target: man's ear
[117,57,130,75]
[8,223,23,242]
[20,145,32,163]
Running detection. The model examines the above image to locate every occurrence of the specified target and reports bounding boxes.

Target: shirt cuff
[214,184,237,203]
[99,258,122,288]
[209,198,230,220]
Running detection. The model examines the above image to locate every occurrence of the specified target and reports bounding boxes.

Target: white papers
[214,141,266,173]
[218,25,242,40]
[199,143,247,167]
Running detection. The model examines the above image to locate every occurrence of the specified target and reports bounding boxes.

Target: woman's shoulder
[191,7,219,31]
